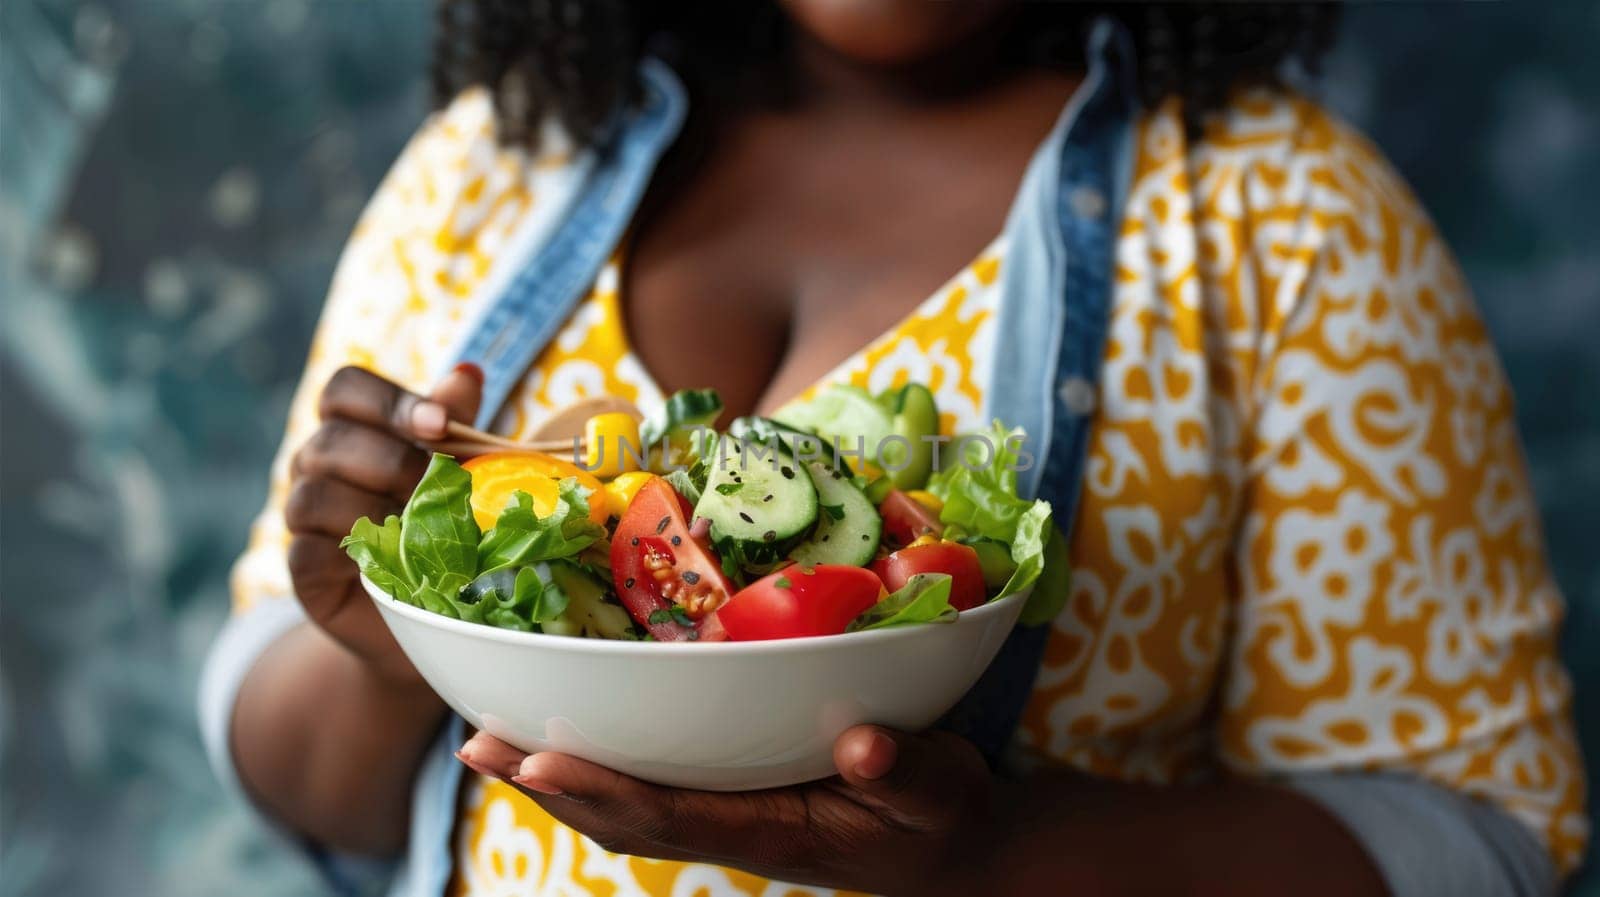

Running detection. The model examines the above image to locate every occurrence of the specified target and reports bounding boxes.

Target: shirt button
[1069,185,1107,220]
[1059,377,1097,416]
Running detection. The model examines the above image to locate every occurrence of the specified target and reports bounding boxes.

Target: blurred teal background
[1,2,1596,895]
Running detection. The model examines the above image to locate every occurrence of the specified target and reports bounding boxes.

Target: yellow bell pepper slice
[584,412,643,479]
[601,471,657,520]
[461,452,607,530]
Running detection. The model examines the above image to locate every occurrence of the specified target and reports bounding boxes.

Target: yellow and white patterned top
[230,86,1586,894]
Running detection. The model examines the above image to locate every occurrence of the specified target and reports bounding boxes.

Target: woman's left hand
[455,726,996,895]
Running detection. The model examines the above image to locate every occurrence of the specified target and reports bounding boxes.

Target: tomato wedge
[462,451,608,530]
[610,479,734,641]
[718,565,886,641]
[871,541,987,611]
[878,489,944,549]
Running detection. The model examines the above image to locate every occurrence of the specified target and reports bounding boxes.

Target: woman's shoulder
[345,87,585,255]
[1124,87,1451,333]
[1138,85,1425,219]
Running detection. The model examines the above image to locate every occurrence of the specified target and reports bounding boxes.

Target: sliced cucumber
[540,561,636,639]
[879,383,940,490]
[773,385,894,468]
[693,436,818,553]
[789,462,882,568]
[728,416,839,466]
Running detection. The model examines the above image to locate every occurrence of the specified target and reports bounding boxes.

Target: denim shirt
[200,17,1553,897]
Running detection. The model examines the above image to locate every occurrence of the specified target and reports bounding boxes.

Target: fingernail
[452,362,485,387]
[854,732,898,780]
[412,401,448,438]
[511,774,564,795]
[455,750,495,779]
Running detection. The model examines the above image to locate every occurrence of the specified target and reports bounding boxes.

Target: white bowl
[364,577,1029,790]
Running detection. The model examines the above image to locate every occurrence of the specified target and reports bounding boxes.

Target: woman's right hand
[285,363,482,686]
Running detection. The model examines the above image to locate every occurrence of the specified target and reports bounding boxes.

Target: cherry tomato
[878,489,944,549]
[611,479,734,641]
[718,565,886,641]
[871,541,987,611]
[462,452,607,531]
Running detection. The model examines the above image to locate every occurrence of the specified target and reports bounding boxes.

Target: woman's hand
[455,726,996,896]
[285,363,482,685]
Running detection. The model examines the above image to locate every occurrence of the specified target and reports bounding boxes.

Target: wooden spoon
[426,395,643,459]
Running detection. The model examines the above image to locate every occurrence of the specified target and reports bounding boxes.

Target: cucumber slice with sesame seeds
[693,436,818,559]
[789,461,882,568]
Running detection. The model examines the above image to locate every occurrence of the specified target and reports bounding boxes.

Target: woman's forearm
[989,771,1388,897]
[231,623,447,855]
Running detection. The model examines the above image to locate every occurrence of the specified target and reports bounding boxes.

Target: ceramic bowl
[364,577,1028,790]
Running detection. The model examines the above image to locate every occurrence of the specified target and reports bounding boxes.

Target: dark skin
[232,0,1390,891]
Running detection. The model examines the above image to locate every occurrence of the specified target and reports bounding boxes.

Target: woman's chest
[620,90,1070,417]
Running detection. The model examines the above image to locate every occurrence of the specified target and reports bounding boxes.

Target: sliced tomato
[878,489,944,549]
[610,479,734,641]
[870,541,987,611]
[462,451,608,530]
[718,565,886,641]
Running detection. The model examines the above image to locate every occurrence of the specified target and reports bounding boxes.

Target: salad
[343,384,1057,642]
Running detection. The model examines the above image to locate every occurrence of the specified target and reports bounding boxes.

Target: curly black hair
[432,2,1340,149]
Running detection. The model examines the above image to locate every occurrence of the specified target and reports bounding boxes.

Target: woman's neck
[785,22,1019,117]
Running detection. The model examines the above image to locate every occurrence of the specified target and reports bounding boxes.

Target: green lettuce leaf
[847,573,958,632]
[458,564,571,631]
[926,421,1033,544]
[1017,522,1073,626]
[399,454,481,592]
[477,478,604,574]
[340,514,412,602]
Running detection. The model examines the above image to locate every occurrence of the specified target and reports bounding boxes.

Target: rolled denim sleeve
[1287,772,1556,897]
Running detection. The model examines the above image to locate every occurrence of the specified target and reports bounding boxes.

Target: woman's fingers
[832,726,989,830]
[318,365,452,441]
[430,362,484,427]
[293,419,430,502]
[284,474,398,537]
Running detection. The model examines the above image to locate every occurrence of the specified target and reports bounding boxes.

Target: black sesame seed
[687,629,700,641]
[780,466,794,479]
[656,516,671,534]
[763,530,776,542]
[630,537,639,546]
[624,578,635,589]
[861,534,870,541]
[682,571,700,584]
[670,535,681,546]
[739,511,754,523]
[763,493,773,502]
[821,535,830,542]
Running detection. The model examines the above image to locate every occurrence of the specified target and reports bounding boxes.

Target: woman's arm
[232,624,446,854]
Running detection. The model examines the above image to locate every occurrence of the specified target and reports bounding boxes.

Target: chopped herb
[655,516,671,534]
[682,571,700,584]
[821,502,846,522]
[715,482,744,496]
[647,609,673,625]
[775,576,792,589]
[668,605,695,627]
[687,629,700,641]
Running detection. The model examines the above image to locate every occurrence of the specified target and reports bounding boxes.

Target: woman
[201,2,1585,895]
